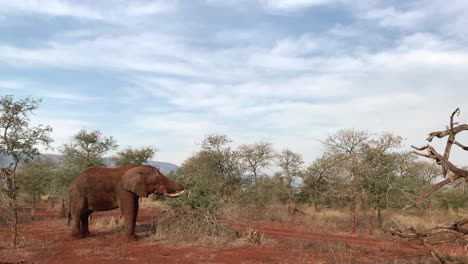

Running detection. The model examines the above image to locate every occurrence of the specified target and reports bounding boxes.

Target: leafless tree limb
[453,141,468,151]
[403,173,463,210]
[395,108,468,263]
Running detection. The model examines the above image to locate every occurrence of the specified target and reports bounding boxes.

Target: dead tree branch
[395,108,468,263]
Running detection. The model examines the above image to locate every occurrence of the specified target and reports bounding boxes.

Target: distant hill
[0,154,178,174]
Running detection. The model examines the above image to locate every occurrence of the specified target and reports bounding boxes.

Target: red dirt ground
[0,203,454,264]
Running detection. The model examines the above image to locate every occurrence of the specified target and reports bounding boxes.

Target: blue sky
[1,0,468,165]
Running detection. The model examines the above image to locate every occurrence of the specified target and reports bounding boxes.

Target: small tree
[324,129,369,234]
[56,129,118,217]
[113,146,157,166]
[58,129,118,186]
[238,141,274,185]
[0,95,52,246]
[302,154,340,210]
[170,134,242,210]
[60,129,118,168]
[276,149,304,214]
[18,157,55,219]
[201,134,242,197]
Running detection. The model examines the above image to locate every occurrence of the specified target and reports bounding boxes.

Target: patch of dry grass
[90,215,123,233]
[139,198,166,210]
[223,203,468,237]
[223,203,297,223]
[152,206,269,247]
[386,208,468,232]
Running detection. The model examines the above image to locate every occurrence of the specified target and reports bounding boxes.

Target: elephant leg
[120,192,139,241]
[81,210,93,237]
[71,197,86,239]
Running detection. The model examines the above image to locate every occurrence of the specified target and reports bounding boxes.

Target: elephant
[68,164,184,241]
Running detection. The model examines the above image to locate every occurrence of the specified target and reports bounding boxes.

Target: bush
[437,189,468,210]
[166,183,221,212]
[152,206,236,246]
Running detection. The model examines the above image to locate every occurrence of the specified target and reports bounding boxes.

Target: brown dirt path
[0,204,434,264]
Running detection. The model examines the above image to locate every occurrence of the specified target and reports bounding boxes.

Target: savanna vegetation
[1,95,467,263]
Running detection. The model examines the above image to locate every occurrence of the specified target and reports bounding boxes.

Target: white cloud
[39,91,98,102]
[31,116,89,153]
[0,0,176,23]
[271,35,319,56]
[260,0,336,11]
[363,7,426,29]
[0,0,103,20]
[0,80,26,90]
[134,112,226,136]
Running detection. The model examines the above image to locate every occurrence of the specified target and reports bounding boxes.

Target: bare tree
[238,141,274,185]
[276,149,304,214]
[392,108,468,264]
[324,129,369,234]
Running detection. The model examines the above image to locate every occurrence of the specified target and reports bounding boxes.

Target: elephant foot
[71,232,84,239]
[125,234,138,242]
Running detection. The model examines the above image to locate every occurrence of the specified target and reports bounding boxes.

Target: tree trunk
[368,207,376,236]
[288,186,293,215]
[31,194,36,220]
[351,198,357,234]
[48,196,54,210]
[314,180,320,211]
[377,207,383,229]
[8,198,18,247]
[11,167,18,247]
[13,205,18,247]
[57,198,66,218]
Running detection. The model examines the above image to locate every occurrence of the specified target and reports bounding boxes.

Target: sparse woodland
[1,95,467,263]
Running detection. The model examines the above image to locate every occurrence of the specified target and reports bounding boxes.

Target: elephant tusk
[163,190,185,197]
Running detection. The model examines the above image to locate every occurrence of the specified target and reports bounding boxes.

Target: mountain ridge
[0,153,178,174]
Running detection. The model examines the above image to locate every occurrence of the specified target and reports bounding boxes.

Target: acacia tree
[0,95,52,246]
[58,129,118,186]
[392,108,468,263]
[113,146,157,166]
[238,141,274,185]
[55,129,117,216]
[324,130,402,234]
[18,158,55,219]
[302,154,340,210]
[324,129,369,234]
[276,149,304,214]
[201,134,242,197]
[61,129,118,168]
[361,133,402,231]
[170,134,242,210]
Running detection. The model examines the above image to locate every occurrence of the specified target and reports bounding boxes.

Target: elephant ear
[121,167,148,197]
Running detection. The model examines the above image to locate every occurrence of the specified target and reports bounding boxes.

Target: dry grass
[223,203,297,222]
[139,198,166,210]
[386,208,468,232]
[223,203,468,236]
[152,206,269,247]
[90,215,123,233]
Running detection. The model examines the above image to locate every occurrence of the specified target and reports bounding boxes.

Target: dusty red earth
[0,202,456,264]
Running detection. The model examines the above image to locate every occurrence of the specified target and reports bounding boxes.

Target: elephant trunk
[163,179,185,198]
